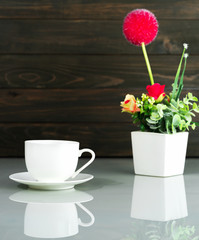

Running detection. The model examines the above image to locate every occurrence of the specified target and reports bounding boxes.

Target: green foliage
[132,93,199,134]
[171,44,188,101]
[121,44,199,133]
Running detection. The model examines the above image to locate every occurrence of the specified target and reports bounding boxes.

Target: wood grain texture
[0,123,197,157]
[0,89,198,123]
[0,89,127,123]
[0,1,199,158]
[0,20,198,54]
[0,0,199,20]
[0,55,198,89]
[0,123,134,157]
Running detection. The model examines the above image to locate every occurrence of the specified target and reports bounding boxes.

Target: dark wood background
[0,0,199,157]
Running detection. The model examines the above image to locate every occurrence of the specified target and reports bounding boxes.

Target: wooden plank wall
[0,0,199,157]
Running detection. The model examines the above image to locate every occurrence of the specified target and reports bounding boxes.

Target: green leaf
[146,118,158,124]
[148,125,159,130]
[188,92,197,101]
[172,114,181,127]
[179,119,186,131]
[175,84,183,101]
[151,112,161,121]
[192,121,199,126]
[192,123,196,130]
[184,113,192,123]
[170,104,178,112]
[179,102,185,108]
[172,125,177,133]
[140,124,146,131]
[190,111,196,117]
[193,102,199,113]
[175,56,188,100]
[171,47,186,99]
[165,118,171,134]
[140,108,144,114]
[183,96,189,105]
[185,122,190,131]
[156,104,167,117]
[171,99,178,107]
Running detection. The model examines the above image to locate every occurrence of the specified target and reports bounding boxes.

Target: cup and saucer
[9,140,96,190]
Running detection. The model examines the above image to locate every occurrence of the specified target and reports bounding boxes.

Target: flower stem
[141,42,154,85]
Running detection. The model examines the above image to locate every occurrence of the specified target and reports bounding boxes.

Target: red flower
[123,9,158,46]
[146,83,166,102]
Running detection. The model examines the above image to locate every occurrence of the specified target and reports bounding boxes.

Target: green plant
[121,44,199,134]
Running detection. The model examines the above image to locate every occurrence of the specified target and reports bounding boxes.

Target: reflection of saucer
[9,188,93,204]
[9,172,94,190]
[9,189,95,239]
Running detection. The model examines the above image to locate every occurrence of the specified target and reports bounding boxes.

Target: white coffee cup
[25,140,95,182]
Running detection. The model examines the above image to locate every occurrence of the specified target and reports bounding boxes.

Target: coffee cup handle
[77,203,95,227]
[71,148,95,179]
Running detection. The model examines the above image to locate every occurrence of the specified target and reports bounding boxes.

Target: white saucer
[9,172,94,190]
[9,189,93,204]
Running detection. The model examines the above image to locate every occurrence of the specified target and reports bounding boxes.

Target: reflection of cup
[131,175,188,221]
[25,202,94,238]
[10,189,95,238]
[25,140,95,182]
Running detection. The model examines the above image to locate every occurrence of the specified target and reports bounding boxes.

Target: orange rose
[121,94,140,113]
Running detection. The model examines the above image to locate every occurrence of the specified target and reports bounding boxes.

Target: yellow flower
[121,94,140,113]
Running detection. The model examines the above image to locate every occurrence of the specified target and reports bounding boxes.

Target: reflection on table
[2,158,199,240]
[124,175,198,240]
[131,175,187,221]
[10,189,95,238]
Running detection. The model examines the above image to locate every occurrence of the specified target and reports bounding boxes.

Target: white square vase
[131,131,189,177]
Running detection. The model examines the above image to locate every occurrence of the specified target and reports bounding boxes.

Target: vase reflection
[121,175,199,240]
[131,175,188,221]
[9,189,95,239]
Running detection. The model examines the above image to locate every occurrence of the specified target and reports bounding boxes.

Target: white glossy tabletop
[1,158,199,239]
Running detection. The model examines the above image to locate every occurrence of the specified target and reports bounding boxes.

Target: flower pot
[131,131,189,177]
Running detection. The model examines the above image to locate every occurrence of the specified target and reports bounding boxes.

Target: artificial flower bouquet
[120,9,199,134]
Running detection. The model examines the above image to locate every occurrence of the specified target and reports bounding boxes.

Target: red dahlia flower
[123,9,158,46]
[123,9,159,85]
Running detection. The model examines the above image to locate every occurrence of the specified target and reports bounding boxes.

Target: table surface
[1,158,199,240]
